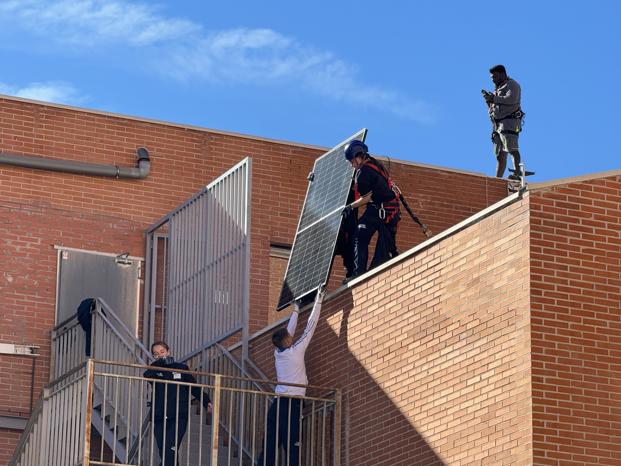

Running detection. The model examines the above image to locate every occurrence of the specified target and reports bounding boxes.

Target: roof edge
[343,189,527,288]
[0,93,326,151]
[243,189,527,344]
[529,168,621,190]
[1,93,494,179]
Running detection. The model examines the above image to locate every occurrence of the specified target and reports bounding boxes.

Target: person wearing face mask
[144,341,212,466]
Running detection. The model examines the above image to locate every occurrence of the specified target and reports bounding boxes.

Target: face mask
[158,356,174,365]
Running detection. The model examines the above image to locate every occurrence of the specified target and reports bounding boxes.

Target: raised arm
[286,300,300,336]
[290,286,326,354]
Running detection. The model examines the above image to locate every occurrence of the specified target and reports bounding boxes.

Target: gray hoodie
[489,77,521,132]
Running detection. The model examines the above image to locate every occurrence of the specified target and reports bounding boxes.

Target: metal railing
[51,313,88,378]
[51,298,153,380]
[180,341,273,462]
[10,364,89,466]
[10,360,341,466]
[50,299,155,463]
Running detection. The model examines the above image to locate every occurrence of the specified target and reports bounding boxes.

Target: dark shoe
[343,274,357,284]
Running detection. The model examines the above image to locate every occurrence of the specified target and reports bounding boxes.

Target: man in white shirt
[256,285,326,466]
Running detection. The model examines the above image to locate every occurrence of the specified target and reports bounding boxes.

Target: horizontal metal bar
[91,359,339,395]
[177,327,243,362]
[52,314,80,334]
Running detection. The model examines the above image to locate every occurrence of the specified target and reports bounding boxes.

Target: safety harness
[494,108,526,135]
[354,162,400,224]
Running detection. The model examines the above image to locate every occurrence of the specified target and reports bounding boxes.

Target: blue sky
[0,0,619,182]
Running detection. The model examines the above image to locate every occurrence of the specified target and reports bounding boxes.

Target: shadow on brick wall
[251,290,446,466]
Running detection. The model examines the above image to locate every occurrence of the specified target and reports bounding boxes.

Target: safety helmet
[344,140,368,161]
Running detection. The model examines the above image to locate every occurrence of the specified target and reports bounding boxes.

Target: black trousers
[353,207,399,276]
[335,210,358,277]
[154,417,188,466]
[257,397,302,466]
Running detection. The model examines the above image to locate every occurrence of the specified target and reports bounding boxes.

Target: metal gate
[143,158,251,359]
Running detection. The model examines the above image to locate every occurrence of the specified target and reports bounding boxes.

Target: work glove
[342,205,353,218]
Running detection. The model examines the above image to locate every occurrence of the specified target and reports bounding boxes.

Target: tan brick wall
[250,196,533,465]
[0,96,506,460]
[530,177,621,465]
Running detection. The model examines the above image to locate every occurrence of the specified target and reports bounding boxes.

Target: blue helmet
[344,140,368,161]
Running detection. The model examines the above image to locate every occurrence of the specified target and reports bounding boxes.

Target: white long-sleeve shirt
[274,293,323,396]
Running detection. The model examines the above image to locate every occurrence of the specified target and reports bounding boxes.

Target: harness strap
[494,108,525,123]
[353,162,401,223]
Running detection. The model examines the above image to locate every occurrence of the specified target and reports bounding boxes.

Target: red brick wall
[530,177,621,465]
[0,96,506,461]
[0,430,21,466]
[250,196,533,465]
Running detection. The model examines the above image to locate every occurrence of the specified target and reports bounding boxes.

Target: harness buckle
[378,204,386,220]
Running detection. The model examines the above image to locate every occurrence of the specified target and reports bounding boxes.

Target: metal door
[55,247,142,334]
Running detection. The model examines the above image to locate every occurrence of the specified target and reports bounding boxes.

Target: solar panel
[277,129,367,310]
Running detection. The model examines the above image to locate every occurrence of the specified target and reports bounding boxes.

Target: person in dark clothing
[76,298,96,356]
[343,140,401,278]
[334,189,358,279]
[144,341,212,466]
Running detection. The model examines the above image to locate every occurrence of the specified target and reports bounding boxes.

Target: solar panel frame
[277,128,367,310]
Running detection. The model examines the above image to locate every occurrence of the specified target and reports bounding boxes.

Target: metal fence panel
[144,158,251,358]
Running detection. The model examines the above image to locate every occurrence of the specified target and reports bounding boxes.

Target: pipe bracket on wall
[0,147,151,179]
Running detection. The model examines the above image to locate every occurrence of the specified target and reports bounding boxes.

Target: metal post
[37,388,51,466]
[210,374,222,465]
[334,390,342,466]
[242,158,252,369]
[143,232,155,349]
[83,360,95,466]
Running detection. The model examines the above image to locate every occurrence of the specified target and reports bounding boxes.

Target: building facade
[3,94,618,465]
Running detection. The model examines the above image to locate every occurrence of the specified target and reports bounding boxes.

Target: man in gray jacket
[483,64,524,178]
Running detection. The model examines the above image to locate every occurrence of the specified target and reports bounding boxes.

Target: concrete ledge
[0,415,27,431]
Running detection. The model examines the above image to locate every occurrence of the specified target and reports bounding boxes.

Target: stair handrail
[215,343,273,392]
[7,397,44,466]
[51,313,80,336]
[176,326,242,363]
[94,298,153,365]
[9,363,89,466]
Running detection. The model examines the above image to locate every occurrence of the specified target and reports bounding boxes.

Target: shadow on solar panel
[277,129,367,310]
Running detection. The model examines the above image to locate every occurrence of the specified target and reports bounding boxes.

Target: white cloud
[0,81,86,105]
[0,0,200,46]
[0,0,436,123]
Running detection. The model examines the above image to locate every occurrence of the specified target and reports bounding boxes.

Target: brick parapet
[530,177,621,465]
[250,195,533,465]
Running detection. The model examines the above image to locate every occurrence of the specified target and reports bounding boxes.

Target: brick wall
[530,177,621,465]
[250,195,533,465]
[0,430,21,466]
[0,96,506,461]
